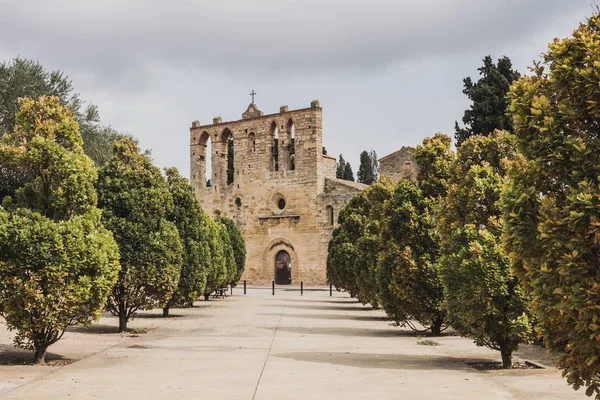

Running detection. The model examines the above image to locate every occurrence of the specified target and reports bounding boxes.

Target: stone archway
[263,238,297,284]
[274,250,292,285]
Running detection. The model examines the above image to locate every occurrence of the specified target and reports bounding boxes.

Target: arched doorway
[275,250,291,285]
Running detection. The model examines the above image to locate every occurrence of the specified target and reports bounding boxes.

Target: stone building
[379,146,418,182]
[189,101,366,285]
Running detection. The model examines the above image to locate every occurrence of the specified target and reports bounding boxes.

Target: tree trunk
[501,347,512,369]
[33,345,47,365]
[204,293,210,301]
[163,306,169,317]
[118,314,128,333]
[430,316,444,337]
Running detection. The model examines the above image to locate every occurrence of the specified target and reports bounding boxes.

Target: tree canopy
[97,138,182,332]
[0,96,120,363]
[375,134,454,336]
[328,180,393,307]
[438,131,531,368]
[336,154,355,181]
[503,13,600,397]
[203,217,229,300]
[357,150,379,185]
[217,216,246,287]
[0,57,129,202]
[454,56,520,146]
[163,167,210,316]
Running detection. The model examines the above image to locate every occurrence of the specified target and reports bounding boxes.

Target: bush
[0,97,119,363]
[504,13,600,396]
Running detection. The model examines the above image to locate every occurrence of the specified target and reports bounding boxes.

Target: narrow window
[248,132,256,152]
[200,131,211,188]
[271,121,279,171]
[223,128,234,185]
[287,119,295,171]
[326,205,334,226]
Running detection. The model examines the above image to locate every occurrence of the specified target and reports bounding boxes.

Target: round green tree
[203,217,228,300]
[375,134,452,335]
[162,167,211,316]
[97,138,182,332]
[504,13,600,397]
[217,221,236,288]
[217,216,246,287]
[438,131,532,368]
[0,96,120,364]
[378,179,445,335]
[328,180,393,307]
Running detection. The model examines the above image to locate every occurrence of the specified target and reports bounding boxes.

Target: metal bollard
[330,282,332,297]
[301,281,303,296]
[231,285,233,296]
[244,280,247,295]
[272,280,275,296]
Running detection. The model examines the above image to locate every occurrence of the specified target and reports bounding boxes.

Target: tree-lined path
[0,289,586,399]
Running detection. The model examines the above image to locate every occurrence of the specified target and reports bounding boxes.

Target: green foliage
[327,180,393,307]
[327,195,365,297]
[0,57,128,202]
[218,222,236,287]
[357,150,379,185]
[438,132,531,368]
[164,167,210,312]
[413,133,454,199]
[97,138,182,332]
[336,154,355,181]
[203,217,228,297]
[0,58,92,135]
[0,96,120,363]
[373,134,452,335]
[378,179,445,334]
[454,56,520,146]
[217,216,246,287]
[504,13,600,397]
[343,162,355,181]
[336,154,347,179]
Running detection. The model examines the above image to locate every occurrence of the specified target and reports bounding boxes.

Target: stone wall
[378,146,418,182]
[190,100,361,285]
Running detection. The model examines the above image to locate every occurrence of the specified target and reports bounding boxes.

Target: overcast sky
[0,0,594,176]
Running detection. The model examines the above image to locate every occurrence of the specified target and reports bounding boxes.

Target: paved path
[0,288,588,399]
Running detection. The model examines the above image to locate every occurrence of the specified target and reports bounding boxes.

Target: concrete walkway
[0,288,588,399]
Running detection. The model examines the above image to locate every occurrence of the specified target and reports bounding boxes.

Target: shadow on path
[271,304,374,312]
[283,298,361,304]
[273,351,469,371]
[271,326,419,338]
[0,344,70,365]
[259,312,389,322]
[66,323,119,334]
[133,313,185,319]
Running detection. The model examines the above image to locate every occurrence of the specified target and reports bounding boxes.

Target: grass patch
[417,338,440,346]
[130,327,149,334]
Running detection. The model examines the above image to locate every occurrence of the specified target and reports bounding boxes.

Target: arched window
[248,132,256,152]
[199,131,212,187]
[326,205,334,226]
[221,128,234,185]
[270,121,279,171]
[287,119,295,170]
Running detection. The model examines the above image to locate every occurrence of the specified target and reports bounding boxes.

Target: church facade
[189,100,368,285]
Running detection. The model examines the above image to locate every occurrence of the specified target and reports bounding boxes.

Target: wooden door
[275,250,291,285]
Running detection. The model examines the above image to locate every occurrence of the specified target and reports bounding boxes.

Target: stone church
[189,100,411,285]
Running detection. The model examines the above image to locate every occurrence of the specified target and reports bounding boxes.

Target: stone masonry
[190,101,366,285]
[379,146,418,182]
